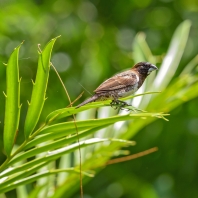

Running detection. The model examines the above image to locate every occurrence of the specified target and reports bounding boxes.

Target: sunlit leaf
[154,20,191,90]
[24,36,60,138]
[3,42,23,156]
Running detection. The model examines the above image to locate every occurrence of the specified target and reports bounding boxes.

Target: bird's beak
[149,64,158,72]
[151,64,158,70]
[147,64,158,74]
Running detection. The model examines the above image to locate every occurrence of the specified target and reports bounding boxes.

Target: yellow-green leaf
[3,42,23,156]
[24,36,60,138]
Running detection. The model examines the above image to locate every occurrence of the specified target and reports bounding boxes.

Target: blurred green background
[0,0,198,197]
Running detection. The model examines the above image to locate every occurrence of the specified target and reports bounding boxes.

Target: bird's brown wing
[94,72,138,93]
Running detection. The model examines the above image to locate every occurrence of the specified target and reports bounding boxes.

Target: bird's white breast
[118,74,139,98]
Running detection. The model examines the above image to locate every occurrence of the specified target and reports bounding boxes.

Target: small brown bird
[76,62,158,108]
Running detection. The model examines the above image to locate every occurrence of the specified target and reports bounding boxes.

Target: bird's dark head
[133,62,158,76]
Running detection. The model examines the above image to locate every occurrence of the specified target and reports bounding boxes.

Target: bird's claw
[110,100,129,110]
[110,100,146,112]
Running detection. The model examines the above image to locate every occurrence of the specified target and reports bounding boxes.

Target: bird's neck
[137,72,147,88]
[132,69,147,88]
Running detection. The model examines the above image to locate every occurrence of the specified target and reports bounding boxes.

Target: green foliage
[24,36,60,138]
[1,1,198,197]
[3,42,23,156]
[51,21,198,198]
[0,20,198,197]
[0,37,168,196]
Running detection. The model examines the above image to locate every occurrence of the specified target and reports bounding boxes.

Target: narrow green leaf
[24,126,98,150]
[45,91,160,123]
[0,193,6,198]
[154,20,191,90]
[0,138,117,179]
[148,75,198,112]
[3,42,23,156]
[0,162,49,188]
[132,32,155,63]
[180,54,198,76]
[16,184,28,198]
[28,185,45,198]
[10,125,112,165]
[6,113,167,165]
[41,112,168,135]
[0,168,89,193]
[24,36,60,138]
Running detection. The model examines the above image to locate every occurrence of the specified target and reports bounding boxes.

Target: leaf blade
[154,20,191,90]
[3,42,23,156]
[24,36,60,138]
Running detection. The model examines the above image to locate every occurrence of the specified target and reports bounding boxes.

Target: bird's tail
[76,94,98,108]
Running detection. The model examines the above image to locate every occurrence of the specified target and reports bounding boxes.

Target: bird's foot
[110,100,146,112]
[110,100,129,110]
[110,100,118,110]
